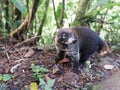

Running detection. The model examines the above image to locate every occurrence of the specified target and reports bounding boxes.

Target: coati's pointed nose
[58,36,61,39]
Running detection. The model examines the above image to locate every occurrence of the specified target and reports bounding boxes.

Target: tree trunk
[10,0,40,41]
[59,0,65,27]
[72,0,91,26]
[37,0,49,41]
[5,0,10,33]
[52,0,60,28]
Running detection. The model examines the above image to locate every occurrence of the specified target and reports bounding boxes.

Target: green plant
[0,74,11,90]
[10,0,27,13]
[31,64,49,81]
[31,64,55,90]
[0,74,11,82]
[0,83,7,90]
[39,78,55,90]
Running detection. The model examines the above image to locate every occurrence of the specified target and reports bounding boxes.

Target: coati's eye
[62,33,68,39]
[58,33,67,39]
[62,33,66,38]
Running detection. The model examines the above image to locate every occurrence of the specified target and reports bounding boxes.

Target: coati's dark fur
[54,26,105,73]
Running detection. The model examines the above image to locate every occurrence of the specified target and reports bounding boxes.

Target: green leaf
[30,82,38,90]
[39,67,49,73]
[32,65,41,73]
[47,79,55,87]
[10,0,27,13]
[3,74,11,81]
[92,85,99,90]
[39,78,46,85]
[33,73,43,80]
[31,64,49,73]
[88,2,120,16]
[89,0,109,12]
[0,74,3,80]
[44,85,52,90]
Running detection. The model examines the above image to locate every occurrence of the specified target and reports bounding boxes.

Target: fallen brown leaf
[59,58,70,64]
[24,49,35,58]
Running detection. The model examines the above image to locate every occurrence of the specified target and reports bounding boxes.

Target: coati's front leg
[55,50,66,63]
[70,53,80,74]
[73,61,79,73]
[55,50,80,74]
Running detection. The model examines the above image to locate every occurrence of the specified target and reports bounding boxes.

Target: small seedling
[39,78,55,90]
[0,74,11,82]
[31,64,55,90]
[0,74,11,90]
[31,64,49,81]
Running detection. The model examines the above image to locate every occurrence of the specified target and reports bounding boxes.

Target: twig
[14,36,41,48]
[5,49,10,60]
[14,58,28,63]
[10,63,21,73]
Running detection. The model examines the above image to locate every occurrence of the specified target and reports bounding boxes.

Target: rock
[62,72,81,88]
[97,71,120,90]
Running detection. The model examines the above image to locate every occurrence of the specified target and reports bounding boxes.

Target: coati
[54,26,105,73]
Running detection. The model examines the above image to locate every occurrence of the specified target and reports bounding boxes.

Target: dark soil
[0,38,120,90]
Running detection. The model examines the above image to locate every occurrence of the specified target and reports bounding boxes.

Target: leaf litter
[0,38,120,90]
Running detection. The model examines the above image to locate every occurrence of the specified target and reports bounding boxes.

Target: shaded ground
[0,38,120,90]
[98,71,120,90]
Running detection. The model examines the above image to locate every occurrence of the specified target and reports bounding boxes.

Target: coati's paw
[73,68,79,74]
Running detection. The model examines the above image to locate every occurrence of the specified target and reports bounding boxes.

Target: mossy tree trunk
[72,0,91,26]
[10,0,40,41]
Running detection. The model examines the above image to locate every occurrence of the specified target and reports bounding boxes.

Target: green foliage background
[0,0,120,49]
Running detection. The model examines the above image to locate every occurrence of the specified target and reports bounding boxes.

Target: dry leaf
[59,58,70,64]
[24,49,35,58]
[103,64,114,70]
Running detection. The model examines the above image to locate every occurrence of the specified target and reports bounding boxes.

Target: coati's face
[55,28,76,49]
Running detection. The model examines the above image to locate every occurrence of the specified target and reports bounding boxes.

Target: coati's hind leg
[79,51,93,68]
[97,40,105,53]
[79,46,99,68]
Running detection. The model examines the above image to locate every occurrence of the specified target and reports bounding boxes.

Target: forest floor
[0,38,120,90]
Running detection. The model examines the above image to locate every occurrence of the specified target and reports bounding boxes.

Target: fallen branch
[14,36,41,48]
[14,58,28,63]
[10,63,21,73]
